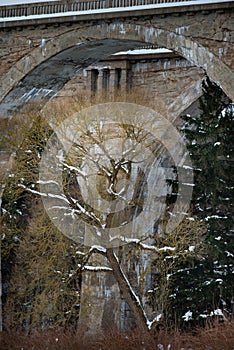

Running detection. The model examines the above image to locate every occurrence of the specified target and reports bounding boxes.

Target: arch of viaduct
[0,3,233,118]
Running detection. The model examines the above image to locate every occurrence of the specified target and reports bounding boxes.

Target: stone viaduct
[0,0,233,116]
[0,0,233,332]
[0,0,233,165]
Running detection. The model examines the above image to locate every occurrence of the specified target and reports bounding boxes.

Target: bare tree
[1,96,206,333]
[37,101,204,333]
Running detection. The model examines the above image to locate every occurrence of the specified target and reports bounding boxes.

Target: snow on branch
[18,184,71,203]
[77,263,111,272]
[89,245,107,254]
[110,235,176,253]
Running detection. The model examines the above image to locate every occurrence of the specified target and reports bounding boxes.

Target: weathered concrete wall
[57,53,204,119]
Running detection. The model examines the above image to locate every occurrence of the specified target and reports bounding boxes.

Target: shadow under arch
[0,22,233,115]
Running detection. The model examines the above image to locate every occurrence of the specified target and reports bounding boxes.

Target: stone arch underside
[0,22,233,117]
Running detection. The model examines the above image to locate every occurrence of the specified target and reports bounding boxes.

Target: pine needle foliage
[169,77,234,327]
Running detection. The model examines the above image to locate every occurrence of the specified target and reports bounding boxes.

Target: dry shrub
[1,320,234,350]
[0,328,94,350]
[184,319,234,350]
[43,88,168,121]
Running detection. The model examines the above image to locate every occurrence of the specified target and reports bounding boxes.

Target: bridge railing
[0,0,195,19]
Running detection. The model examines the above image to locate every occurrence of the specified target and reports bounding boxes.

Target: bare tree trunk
[106,248,149,333]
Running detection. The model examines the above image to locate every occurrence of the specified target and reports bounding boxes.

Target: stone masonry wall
[0,6,233,103]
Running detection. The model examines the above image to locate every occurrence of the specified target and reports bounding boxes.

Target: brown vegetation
[0,319,234,350]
